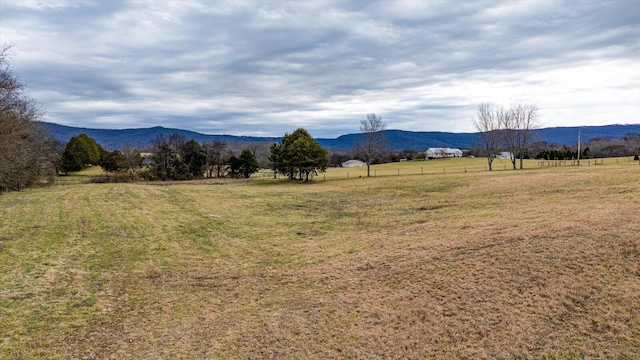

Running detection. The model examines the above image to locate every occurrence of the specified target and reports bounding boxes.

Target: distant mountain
[39,122,280,150]
[39,122,640,151]
[535,125,640,146]
[319,130,476,151]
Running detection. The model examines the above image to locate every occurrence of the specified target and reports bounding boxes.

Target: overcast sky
[1,0,638,137]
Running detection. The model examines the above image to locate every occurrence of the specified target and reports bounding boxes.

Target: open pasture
[1,162,639,359]
[317,156,639,180]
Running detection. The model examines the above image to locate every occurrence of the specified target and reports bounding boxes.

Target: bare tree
[247,141,272,169]
[499,103,539,170]
[0,45,23,114]
[473,103,502,171]
[473,102,539,171]
[497,105,518,169]
[120,143,143,176]
[512,103,539,169]
[1,44,58,193]
[359,113,387,177]
[202,141,229,177]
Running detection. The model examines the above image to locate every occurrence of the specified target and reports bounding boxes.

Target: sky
[1,0,639,138]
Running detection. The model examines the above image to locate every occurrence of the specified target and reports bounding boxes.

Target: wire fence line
[536,157,639,167]
[251,156,639,181]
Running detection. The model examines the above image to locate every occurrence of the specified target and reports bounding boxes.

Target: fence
[250,156,639,181]
[536,157,640,167]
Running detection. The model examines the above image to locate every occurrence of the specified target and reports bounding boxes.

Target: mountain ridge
[39,122,640,151]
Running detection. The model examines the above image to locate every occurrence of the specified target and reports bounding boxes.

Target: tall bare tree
[474,102,539,171]
[473,103,502,171]
[359,113,387,177]
[498,103,539,170]
[1,44,58,193]
[497,105,518,170]
[512,103,539,170]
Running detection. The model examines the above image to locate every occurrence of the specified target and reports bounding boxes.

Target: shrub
[90,172,134,183]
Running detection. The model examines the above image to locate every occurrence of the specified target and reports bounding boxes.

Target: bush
[90,172,135,183]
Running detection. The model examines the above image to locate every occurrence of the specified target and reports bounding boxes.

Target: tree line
[55,127,330,183]
[57,132,258,181]
[580,133,640,159]
[144,133,262,181]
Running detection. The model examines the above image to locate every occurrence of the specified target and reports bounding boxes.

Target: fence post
[347,172,349,179]
[397,169,400,176]
[421,166,423,175]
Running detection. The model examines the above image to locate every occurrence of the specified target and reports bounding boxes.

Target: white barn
[342,159,366,168]
[425,148,463,159]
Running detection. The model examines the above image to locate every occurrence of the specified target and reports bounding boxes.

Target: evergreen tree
[270,128,328,182]
[182,139,207,178]
[61,133,103,173]
[229,149,259,178]
[100,150,127,172]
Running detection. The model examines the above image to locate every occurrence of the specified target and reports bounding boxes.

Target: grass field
[267,156,640,181]
[1,159,639,359]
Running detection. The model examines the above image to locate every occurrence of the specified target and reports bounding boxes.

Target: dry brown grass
[1,163,639,359]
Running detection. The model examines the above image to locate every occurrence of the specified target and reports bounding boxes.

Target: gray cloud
[1,0,638,137]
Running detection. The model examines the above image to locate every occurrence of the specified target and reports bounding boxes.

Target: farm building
[496,151,513,159]
[425,148,463,159]
[342,159,366,168]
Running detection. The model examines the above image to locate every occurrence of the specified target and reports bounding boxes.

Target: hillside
[39,122,640,151]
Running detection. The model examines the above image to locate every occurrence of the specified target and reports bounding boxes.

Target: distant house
[425,148,463,159]
[140,152,154,166]
[496,151,512,159]
[342,159,366,168]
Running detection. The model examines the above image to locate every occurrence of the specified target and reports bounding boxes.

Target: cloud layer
[2,0,639,137]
